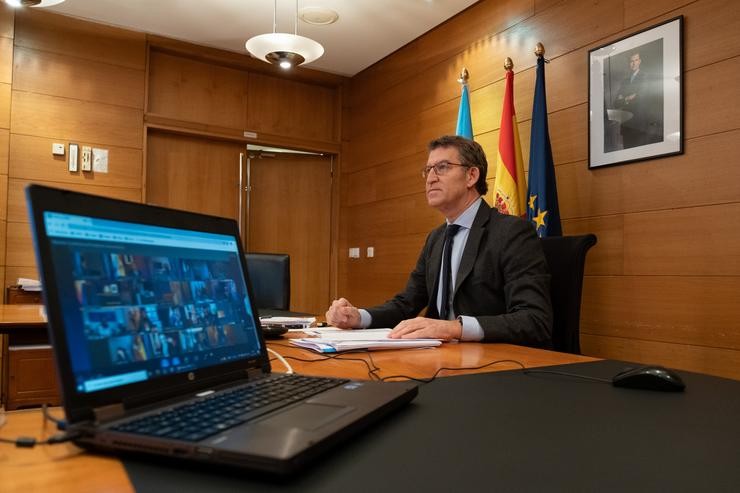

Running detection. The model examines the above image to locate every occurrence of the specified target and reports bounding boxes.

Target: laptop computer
[26,184,417,475]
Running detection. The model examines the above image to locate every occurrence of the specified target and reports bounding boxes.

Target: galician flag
[494,66,527,217]
[527,54,562,237]
[456,71,473,139]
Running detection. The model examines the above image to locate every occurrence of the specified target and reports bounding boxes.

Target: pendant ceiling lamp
[4,0,65,7]
[245,0,324,70]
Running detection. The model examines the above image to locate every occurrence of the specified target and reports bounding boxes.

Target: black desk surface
[124,360,740,492]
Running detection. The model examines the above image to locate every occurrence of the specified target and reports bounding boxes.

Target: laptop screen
[43,211,262,394]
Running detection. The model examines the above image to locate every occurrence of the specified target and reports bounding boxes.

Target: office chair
[244,253,291,311]
[539,234,597,354]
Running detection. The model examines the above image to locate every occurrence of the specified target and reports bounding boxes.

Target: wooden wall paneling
[547,104,587,165]
[342,151,427,208]
[4,266,37,287]
[6,178,142,224]
[10,92,143,149]
[0,265,5,295]
[684,56,740,140]
[13,47,145,109]
[623,0,693,28]
[0,82,9,129]
[0,5,13,39]
[623,203,740,276]
[346,193,443,243]
[561,214,625,276]
[0,128,8,174]
[5,221,34,270]
[0,189,5,262]
[347,98,459,173]
[456,0,624,101]
[147,34,346,88]
[580,334,740,381]
[14,9,145,70]
[9,134,143,189]
[147,50,248,129]
[146,131,242,220]
[581,275,740,349]
[681,0,740,71]
[350,0,532,108]
[557,130,740,220]
[0,36,11,84]
[623,0,740,72]
[246,73,336,143]
[341,233,429,306]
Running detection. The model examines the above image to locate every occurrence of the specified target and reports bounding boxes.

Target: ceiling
[40,0,480,76]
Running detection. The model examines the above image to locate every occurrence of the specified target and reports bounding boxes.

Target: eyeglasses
[421,161,470,179]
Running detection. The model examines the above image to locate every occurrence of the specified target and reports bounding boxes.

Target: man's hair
[427,135,488,195]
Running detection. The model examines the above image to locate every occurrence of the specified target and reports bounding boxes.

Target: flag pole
[527,41,563,236]
[455,67,473,139]
[457,67,469,85]
[504,57,513,71]
[534,42,545,57]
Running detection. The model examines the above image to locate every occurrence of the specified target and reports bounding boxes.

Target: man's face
[425,146,476,212]
[629,53,641,72]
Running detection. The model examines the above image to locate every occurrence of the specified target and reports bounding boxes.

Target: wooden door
[146,131,245,221]
[247,152,332,314]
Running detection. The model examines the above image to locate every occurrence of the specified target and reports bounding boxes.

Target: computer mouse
[261,325,289,339]
[612,365,686,392]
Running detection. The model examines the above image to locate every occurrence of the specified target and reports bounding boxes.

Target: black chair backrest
[244,253,290,311]
[539,234,597,354]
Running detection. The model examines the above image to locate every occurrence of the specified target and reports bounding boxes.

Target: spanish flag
[494,67,527,217]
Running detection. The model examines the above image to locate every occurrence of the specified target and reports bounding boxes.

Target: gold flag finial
[535,42,545,57]
[504,57,514,71]
[457,67,470,85]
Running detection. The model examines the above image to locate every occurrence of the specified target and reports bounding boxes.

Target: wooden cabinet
[1,300,60,410]
[6,345,59,410]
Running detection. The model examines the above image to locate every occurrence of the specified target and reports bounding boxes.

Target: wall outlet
[81,145,92,171]
[349,247,360,258]
[68,143,79,172]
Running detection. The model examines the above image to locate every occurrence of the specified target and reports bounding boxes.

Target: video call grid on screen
[43,212,262,393]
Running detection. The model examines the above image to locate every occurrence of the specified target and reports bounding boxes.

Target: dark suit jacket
[366,200,553,348]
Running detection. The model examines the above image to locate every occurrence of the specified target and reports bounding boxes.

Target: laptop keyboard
[111,374,348,442]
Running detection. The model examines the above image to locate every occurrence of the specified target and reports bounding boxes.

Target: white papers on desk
[290,328,442,353]
[17,277,42,291]
[259,316,315,329]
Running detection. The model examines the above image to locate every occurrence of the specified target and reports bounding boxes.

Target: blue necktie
[439,224,461,320]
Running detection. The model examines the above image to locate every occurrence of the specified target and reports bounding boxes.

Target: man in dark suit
[326,135,552,348]
[613,51,663,149]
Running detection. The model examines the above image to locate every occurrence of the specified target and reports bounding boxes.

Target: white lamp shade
[245,33,324,65]
[33,0,66,6]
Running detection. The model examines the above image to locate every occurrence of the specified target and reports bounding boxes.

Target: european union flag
[456,83,473,139]
[527,56,562,237]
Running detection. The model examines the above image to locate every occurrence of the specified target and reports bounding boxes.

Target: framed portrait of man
[588,16,683,168]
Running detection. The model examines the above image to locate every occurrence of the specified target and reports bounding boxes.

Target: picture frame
[588,16,683,169]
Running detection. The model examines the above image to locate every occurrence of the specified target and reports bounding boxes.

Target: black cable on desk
[0,406,79,448]
[380,359,528,384]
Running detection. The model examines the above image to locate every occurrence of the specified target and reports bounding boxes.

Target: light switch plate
[81,145,92,171]
[52,143,65,156]
[68,143,78,172]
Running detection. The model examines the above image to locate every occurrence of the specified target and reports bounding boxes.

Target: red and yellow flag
[494,68,527,217]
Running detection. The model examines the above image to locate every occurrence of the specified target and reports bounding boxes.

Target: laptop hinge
[93,403,125,423]
[248,367,264,379]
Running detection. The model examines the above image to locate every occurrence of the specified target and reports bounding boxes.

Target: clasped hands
[325,298,462,341]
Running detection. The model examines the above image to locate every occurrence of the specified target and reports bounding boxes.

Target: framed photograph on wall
[588,16,683,169]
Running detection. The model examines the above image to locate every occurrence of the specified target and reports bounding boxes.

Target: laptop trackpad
[263,403,354,431]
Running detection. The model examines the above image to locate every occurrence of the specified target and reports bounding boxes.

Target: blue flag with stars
[527,56,562,237]
[456,83,473,139]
